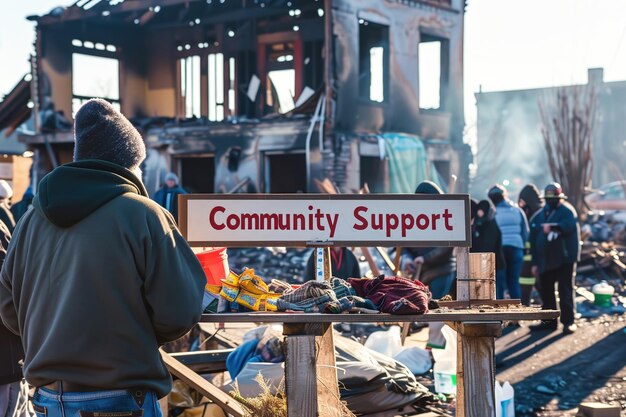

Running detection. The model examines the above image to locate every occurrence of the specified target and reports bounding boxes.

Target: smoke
[472,89,552,200]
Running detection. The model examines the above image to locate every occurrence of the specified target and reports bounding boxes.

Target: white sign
[181,194,470,247]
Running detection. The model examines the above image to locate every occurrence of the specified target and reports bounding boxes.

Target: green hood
[34,159,148,228]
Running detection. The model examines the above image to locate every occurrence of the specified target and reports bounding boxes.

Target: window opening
[72,53,120,116]
[179,55,201,118]
[418,35,449,110]
[358,21,389,103]
[266,42,296,114]
[208,53,225,121]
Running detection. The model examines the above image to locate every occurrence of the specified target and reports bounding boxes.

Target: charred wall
[331,0,465,143]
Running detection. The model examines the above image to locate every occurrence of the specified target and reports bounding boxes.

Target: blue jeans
[32,387,162,417]
[497,246,524,299]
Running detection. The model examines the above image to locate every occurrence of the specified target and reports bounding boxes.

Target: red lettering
[401,214,414,237]
[371,213,383,230]
[226,214,240,229]
[416,214,429,230]
[431,213,441,230]
[353,206,368,230]
[209,206,225,230]
[385,214,399,238]
[443,209,453,231]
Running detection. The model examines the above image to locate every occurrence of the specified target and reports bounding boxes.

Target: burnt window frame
[358,19,390,104]
[418,32,450,112]
[174,39,238,121]
[70,39,121,115]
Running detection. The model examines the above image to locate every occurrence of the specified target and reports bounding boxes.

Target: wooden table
[199,309,559,324]
[198,308,559,417]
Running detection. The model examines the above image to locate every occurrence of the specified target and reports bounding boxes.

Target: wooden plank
[457,324,498,417]
[393,246,403,275]
[285,336,317,417]
[315,324,343,417]
[199,309,560,323]
[438,299,521,308]
[361,247,381,276]
[158,397,169,417]
[456,252,499,417]
[456,247,470,301]
[317,247,343,417]
[160,350,245,417]
[376,246,396,272]
[467,252,496,301]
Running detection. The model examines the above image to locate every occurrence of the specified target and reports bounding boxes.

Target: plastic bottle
[431,325,457,394]
[592,281,615,307]
[495,380,515,417]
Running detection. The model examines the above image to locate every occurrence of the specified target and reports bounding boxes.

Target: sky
[1,0,625,142]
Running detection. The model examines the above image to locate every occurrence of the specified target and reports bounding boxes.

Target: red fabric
[348,275,431,315]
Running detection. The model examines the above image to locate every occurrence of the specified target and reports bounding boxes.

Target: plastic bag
[364,326,403,357]
[495,380,515,417]
[431,325,457,394]
[393,346,432,375]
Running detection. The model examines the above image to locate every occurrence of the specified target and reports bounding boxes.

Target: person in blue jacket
[529,183,581,334]
[488,184,529,300]
[152,172,187,223]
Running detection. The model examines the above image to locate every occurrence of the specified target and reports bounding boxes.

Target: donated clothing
[349,276,431,315]
[226,339,260,380]
[305,248,361,280]
[494,201,529,249]
[0,160,206,398]
[530,201,581,273]
[152,185,187,223]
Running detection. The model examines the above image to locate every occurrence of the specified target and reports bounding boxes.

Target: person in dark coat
[0,99,205,417]
[152,172,187,223]
[305,247,361,281]
[518,184,544,306]
[471,199,506,275]
[404,181,455,349]
[10,186,34,224]
[529,183,581,334]
[404,181,456,299]
[0,221,25,417]
[0,181,15,234]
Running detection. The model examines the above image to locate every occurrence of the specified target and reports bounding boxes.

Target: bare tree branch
[539,87,597,215]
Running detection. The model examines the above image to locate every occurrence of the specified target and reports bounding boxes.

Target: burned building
[1,0,470,195]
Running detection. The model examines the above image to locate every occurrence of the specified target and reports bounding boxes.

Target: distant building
[473,68,626,197]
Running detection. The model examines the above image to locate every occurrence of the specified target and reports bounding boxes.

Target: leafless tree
[539,87,597,215]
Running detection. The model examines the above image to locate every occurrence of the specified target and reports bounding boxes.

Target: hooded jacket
[0,221,23,386]
[406,181,456,284]
[0,160,206,397]
[470,200,506,270]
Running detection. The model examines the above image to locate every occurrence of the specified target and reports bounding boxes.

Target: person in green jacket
[0,99,206,417]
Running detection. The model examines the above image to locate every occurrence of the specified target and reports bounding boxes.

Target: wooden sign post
[176,194,551,417]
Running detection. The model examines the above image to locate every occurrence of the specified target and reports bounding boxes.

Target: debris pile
[226,247,311,284]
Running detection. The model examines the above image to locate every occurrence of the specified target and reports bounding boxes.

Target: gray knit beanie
[73,99,146,170]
